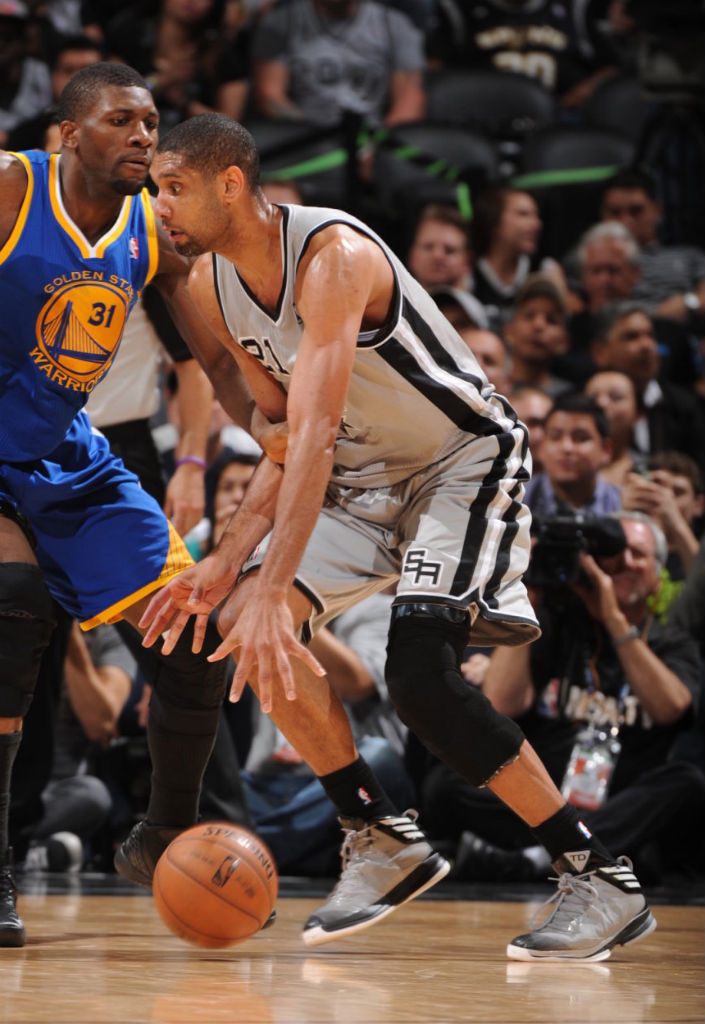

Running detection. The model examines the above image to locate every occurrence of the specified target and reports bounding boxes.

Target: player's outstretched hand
[211,591,325,713]
[139,554,238,654]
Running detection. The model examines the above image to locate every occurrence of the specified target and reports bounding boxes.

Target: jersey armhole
[141,190,160,287]
[0,152,34,265]
[295,219,402,348]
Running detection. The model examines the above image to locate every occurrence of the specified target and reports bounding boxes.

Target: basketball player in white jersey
[135,114,655,961]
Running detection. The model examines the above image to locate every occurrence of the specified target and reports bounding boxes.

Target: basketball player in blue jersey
[139,113,656,961]
[0,65,282,947]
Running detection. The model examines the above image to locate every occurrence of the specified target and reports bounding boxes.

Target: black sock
[318,756,398,821]
[531,804,615,872]
[146,693,221,827]
[0,731,22,862]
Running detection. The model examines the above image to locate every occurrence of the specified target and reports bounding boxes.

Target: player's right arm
[0,152,28,250]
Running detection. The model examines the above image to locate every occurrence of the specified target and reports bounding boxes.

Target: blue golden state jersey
[0,150,159,461]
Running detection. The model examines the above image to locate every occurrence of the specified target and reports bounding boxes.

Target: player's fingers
[187,584,205,608]
[139,588,173,631]
[141,598,178,647]
[191,612,209,654]
[229,651,252,703]
[274,647,297,702]
[291,639,326,678]
[162,607,198,655]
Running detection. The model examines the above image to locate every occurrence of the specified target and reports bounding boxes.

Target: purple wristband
[175,456,207,470]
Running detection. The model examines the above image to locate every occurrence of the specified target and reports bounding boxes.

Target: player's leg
[232,508,449,946]
[11,416,230,889]
[112,593,230,886]
[0,508,57,946]
[385,435,654,961]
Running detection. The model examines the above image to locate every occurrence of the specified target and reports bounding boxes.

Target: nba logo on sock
[578,820,592,840]
[357,787,371,805]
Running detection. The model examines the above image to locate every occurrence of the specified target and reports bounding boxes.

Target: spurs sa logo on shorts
[402,548,443,587]
[31,278,130,393]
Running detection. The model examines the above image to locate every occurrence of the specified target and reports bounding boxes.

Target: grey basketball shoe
[303,811,450,947]
[507,856,656,962]
[114,821,183,888]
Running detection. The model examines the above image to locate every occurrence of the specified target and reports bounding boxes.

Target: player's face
[152,152,230,256]
[69,85,159,196]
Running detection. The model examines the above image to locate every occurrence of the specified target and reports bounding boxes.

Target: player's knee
[0,563,56,718]
[385,606,524,787]
[152,615,227,713]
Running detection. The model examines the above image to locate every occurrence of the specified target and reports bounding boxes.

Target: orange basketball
[152,822,278,948]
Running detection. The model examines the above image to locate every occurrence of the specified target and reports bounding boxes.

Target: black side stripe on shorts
[450,430,516,598]
[482,479,524,611]
[377,299,503,437]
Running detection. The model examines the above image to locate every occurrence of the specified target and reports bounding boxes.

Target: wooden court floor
[1,876,703,1024]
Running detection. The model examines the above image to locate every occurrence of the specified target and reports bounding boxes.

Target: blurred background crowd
[5,0,705,890]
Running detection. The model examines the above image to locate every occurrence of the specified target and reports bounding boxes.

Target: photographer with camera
[420,511,705,886]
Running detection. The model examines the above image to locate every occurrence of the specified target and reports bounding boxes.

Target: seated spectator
[421,512,705,886]
[522,391,621,519]
[560,221,699,387]
[590,301,705,477]
[471,187,566,331]
[426,0,620,110]
[407,205,472,293]
[251,0,426,128]
[621,452,705,581]
[101,0,251,129]
[6,33,103,150]
[457,327,510,397]
[0,1,52,147]
[503,274,572,396]
[193,448,260,561]
[508,384,553,473]
[406,204,489,329]
[583,369,640,488]
[599,169,705,326]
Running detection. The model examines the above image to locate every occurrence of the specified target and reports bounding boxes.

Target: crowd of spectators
[5,0,705,888]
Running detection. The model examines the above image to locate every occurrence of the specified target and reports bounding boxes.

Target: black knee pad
[0,563,57,717]
[386,606,524,787]
[150,615,228,720]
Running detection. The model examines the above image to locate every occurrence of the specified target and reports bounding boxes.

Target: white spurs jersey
[213,204,519,488]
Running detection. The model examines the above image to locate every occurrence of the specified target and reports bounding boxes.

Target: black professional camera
[525,514,627,589]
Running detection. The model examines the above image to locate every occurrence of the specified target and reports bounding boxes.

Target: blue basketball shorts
[0,411,193,628]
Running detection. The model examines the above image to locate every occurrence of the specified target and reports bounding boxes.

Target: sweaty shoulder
[297,221,394,324]
[299,222,389,283]
[0,152,30,251]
